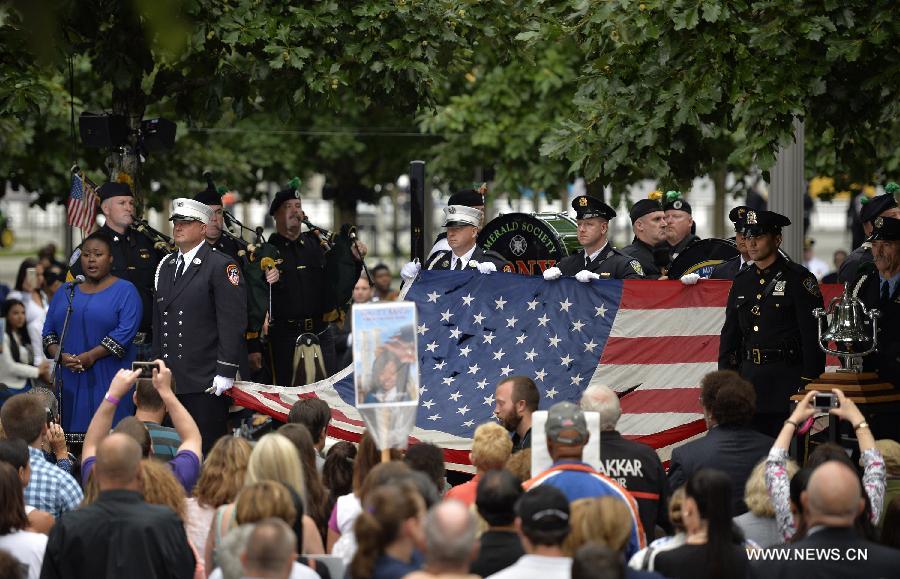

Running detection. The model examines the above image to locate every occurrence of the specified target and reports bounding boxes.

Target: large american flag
[230,272,841,471]
[67,173,98,234]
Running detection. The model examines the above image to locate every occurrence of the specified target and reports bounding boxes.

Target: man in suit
[401,204,512,279]
[542,195,643,282]
[152,198,247,452]
[708,206,754,280]
[621,198,669,278]
[752,461,900,577]
[667,370,772,515]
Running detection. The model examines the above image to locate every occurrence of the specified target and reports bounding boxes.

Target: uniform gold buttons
[756,294,761,299]
[759,279,765,285]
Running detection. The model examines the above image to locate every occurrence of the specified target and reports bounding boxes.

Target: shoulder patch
[502,263,515,273]
[630,260,644,277]
[226,263,240,286]
[803,275,820,297]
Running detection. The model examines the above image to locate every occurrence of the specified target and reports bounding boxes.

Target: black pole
[51,281,78,439]
[409,161,425,262]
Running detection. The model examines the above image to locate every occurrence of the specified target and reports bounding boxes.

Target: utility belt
[272,317,328,334]
[744,343,799,365]
[133,332,152,345]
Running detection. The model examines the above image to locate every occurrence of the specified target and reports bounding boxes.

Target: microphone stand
[224,211,265,243]
[50,281,79,442]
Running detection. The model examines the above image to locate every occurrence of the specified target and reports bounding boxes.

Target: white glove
[400,261,421,281]
[542,266,562,281]
[205,375,234,396]
[680,273,701,285]
[476,261,496,274]
[575,270,600,283]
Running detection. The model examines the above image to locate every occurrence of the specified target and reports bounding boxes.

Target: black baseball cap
[516,485,570,531]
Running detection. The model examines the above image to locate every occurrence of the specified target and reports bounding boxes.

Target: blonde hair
[140,459,187,521]
[504,448,531,483]
[236,480,297,526]
[744,458,798,518]
[669,486,686,532]
[471,422,513,471]
[563,497,633,556]
[246,433,307,510]
[876,439,900,478]
[193,436,252,508]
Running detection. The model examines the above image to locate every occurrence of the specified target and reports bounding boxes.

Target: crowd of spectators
[1,359,900,578]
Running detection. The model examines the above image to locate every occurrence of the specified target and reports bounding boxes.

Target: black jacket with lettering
[599,430,671,543]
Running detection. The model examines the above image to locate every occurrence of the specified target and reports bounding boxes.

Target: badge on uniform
[803,276,821,297]
[193,258,202,265]
[773,280,786,296]
[630,260,644,276]
[441,260,449,267]
[226,263,240,286]
[578,197,588,207]
[502,263,515,273]
[139,249,151,259]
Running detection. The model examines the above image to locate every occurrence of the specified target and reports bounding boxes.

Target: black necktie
[882,281,891,304]
[173,255,185,285]
[739,262,750,273]
[453,258,463,271]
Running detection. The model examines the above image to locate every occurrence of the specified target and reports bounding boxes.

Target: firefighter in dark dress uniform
[663,191,700,265]
[71,182,167,360]
[152,198,247,451]
[543,195,643,281]
[709,206,754,280]
[266,187,367,385]
[621,198,669,278]
[402,205,512,279]
[718,210,825,437]
[854,216,900,390]
[838,188,900,283]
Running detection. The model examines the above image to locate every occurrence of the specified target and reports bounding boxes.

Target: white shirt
[486,555,572,579]
[175,241,206,275]
[450,245,477,270]
[0,529,48,579]
[585,242,609,266]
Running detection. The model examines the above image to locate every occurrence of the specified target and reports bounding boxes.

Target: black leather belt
[276,318,327,333]
[744,346,798,365]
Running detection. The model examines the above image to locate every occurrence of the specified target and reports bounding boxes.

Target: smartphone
[25,267,38,289]
[132,361,160,379]
[46,408,54,426]
[813,393,840,410]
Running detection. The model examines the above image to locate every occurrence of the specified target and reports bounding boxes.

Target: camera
[813,393,840,410]
[132,361,160,379]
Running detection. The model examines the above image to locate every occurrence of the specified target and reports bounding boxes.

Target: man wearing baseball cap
[152,198,247,452]
[523,401,645,559]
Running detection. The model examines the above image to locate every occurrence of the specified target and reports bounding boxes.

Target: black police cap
[447,189,484,208]
[97,182,132,202]
[728,206,753,230]
[742,210,791,235]
[662,191,692,214]
[629,198,664,223]
[867,216,900,242]
[859,193,898,224]
[572,195,616,221]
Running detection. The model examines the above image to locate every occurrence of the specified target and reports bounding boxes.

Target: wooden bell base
[790,371,899,404]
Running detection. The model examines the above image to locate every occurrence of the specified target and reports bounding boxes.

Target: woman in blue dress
[42,232,142,432]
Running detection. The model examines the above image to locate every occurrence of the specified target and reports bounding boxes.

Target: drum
[478,213,580,275]
[667,238,739,278]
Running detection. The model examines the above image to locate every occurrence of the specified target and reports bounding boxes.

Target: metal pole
[409,161,425,261]
[770,119,805,261]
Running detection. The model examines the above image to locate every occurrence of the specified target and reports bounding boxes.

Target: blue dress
[42,279,142,432]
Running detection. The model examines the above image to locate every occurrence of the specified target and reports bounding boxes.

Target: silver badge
[673,200,683,210]
[510,235,527,257]
[747,210,757,225]
[193,258,202,265]
[773,280,786,296]
[875,217,884,228]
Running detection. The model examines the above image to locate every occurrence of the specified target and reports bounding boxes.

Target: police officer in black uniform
[153,198,247,452]
[709,206,754,280]
[622,198,669,278]
[267,187,366,385]
[853,216,900,390]
[404,205,512,275]
[838,190,900,283]
[718,210,825,437]
[543,195,643,281]
[71,182,166,360]
[663,191,700,265]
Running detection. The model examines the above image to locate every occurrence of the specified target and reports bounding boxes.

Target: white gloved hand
[542,266,562,281]
[575,270,601,283]
[680,273,701,285]
[205,375,234,396]
[400,261,421,281]
[476,261,496,274]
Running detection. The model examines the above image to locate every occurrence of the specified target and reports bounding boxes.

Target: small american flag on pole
[67,172,98,234]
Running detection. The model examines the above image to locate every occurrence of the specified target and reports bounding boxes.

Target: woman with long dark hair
[9,259,48,365]
[41,232,141,432]
[0,299,50,397]
[654,469,749,579]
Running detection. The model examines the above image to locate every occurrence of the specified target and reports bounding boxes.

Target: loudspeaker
[140,118,176,151]
[79,113,127,148]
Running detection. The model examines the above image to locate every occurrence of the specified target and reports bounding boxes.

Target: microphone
[69,275,86,286]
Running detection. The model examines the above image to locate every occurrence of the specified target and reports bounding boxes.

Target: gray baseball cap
[545,401,588,445]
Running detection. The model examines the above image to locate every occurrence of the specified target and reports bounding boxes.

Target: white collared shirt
[176,241,205,274]
[585,242,609,266]
[451,245,477,270]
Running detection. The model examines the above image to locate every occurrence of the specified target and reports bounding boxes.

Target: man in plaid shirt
[0,395,82,517]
